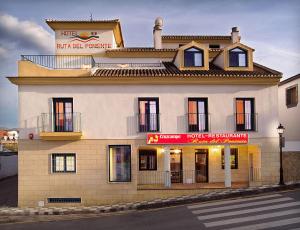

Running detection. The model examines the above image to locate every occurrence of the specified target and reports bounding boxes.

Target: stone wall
[283,151,300,182]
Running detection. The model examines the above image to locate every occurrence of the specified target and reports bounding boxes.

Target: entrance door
[195,149,208,183]
[170,150,182,183]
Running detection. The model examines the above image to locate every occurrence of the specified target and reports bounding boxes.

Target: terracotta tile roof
[92,62,282,78]
[106,47,222,53]
[106,48,177,52]
[162,35,232,40]
[279,73,300,86]
[45,19,120,23]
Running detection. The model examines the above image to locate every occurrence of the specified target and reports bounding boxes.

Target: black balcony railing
[235,113,257,131]
[187,113,209,132]
[21,55,95,69]
[138,113,160,132]
[39,112,81,132]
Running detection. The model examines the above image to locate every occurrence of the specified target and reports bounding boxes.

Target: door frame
[195,149,209,183]
[53,98,73,132]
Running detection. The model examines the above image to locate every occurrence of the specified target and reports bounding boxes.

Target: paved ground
[0,176,17,207]
[1,189,300,230]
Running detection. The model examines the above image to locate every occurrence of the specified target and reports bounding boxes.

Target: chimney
[153,17,163,49]
[231,27,240,43]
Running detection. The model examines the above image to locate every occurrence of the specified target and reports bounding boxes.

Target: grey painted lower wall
[0,153,18,179]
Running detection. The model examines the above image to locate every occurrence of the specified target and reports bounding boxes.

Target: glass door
[170,150,182,183]
[195,149,208,183]
[53,98,73,132]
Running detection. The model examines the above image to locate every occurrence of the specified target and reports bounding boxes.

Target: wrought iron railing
[21,55,95,69]
[39,113,81,132]
[138,170,208,185]
[138,113,160,132]
[187,113,210,132]
[21,55,164,70]
[235,113,258,131]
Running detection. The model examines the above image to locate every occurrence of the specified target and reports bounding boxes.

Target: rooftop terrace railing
[21,55,95,69]
[21,55,164,70]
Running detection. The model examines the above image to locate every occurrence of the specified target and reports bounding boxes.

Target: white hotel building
[8,18,282,207]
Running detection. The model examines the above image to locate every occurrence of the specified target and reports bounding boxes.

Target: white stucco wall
[278,78,300,149]
[18,84,279,140]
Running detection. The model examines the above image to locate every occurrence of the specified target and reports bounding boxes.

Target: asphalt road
[1,189,300,230]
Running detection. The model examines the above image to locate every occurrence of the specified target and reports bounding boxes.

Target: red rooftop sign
[147,133,248,145]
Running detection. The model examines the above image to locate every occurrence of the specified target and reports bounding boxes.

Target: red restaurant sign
[147,133,248,145]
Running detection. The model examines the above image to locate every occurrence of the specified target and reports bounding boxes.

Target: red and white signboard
[147,133,248,145]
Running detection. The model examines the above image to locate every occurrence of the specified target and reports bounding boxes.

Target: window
[188,98,208,132]
[286,85,298,108]
[138,98,159,132]
[221,148,238,169]
[184,47,204,67]
[53,98,73,132]
[235,98,256,131]
[109,145,131,182]
[229,47,248,67]
[52,154,76,173]
[139,149,157,170]
[209,44,220,49]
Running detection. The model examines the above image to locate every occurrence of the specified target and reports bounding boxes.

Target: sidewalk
[0,181,299,217]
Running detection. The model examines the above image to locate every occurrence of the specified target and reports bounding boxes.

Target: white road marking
[204,208,300,227]
[197,201,300,220]
[188,194,282,209]
[192,197,293,214]
[223,217,300,230]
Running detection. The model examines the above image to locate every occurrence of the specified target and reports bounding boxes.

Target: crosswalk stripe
[223,217,300,230]
[192,197,292,214]
[197,201,300,220]
[204,208,300,227]
[188,194,282,209]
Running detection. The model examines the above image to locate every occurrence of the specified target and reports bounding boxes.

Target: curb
[0,182,299,216]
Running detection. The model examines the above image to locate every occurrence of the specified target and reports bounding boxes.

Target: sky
[0,0,299,128]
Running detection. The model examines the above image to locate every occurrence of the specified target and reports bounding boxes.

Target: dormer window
[184,47,204,67]
[229,47,248,67]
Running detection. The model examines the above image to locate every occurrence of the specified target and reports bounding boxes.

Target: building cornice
[8,76,281,86]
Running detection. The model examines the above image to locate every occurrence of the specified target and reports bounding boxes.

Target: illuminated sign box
[147,133,248,145]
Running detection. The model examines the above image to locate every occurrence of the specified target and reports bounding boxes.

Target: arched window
[184,47,204,67]
[229,47,248,67]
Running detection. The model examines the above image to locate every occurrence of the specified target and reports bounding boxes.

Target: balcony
[39,113,82,140]
[187,113,210,132]
[235,113,258,131]
[138,113,160,132]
